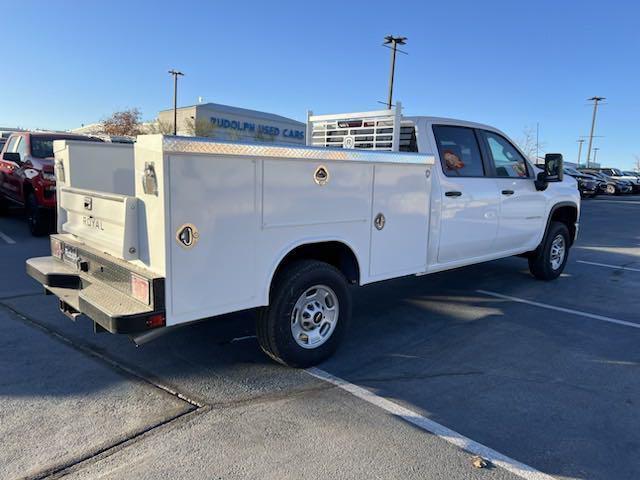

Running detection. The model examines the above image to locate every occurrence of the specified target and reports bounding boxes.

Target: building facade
[157,103,306,145]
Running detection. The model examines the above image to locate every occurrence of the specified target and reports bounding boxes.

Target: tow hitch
[59,299,81,321]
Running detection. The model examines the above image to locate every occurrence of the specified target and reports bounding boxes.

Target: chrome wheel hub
[291,285,339,349]
[550,234,566,271]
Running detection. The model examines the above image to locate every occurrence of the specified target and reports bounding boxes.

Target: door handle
[445,191,462,197]
[501,190,515,196]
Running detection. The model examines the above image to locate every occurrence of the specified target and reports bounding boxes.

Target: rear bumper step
[26,256,165,334]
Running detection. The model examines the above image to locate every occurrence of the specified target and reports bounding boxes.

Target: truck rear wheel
[528,221,570,281]
[257,260,351,368]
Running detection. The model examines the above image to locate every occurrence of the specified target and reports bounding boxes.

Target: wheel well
[273,242,360,286]
[550,205,578,245]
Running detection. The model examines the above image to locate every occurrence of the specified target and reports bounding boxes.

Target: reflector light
[130,273,150,304]
[146,314,165,328]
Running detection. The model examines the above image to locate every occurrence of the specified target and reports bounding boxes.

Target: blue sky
[1,0,638,169]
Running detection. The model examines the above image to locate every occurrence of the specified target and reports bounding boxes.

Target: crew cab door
[478,130,546,252]
[432,125,499,263]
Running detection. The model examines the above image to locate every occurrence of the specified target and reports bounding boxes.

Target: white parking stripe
[0,231,16,244]
[576,260,640,273]
[590,200,640,205]
[477,290,640,330]
[307,367,556,480]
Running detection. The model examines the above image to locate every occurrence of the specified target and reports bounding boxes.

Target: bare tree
[184,117,218,137]
[147,119,175,135]
[515,126,545,163]
[100,108,142,137]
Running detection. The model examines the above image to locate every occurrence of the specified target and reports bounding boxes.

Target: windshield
[30,136,101,158]
[564,167,580,175]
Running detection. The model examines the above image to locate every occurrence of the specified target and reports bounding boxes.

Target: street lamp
[168,69,185,135]
[576,139,585,167]
[383,35,407,109]
[585,96,605,168]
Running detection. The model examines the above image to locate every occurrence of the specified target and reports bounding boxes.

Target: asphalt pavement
[0,195,638,480]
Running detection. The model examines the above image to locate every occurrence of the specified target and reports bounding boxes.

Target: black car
[564,167,599,198]
[579,169,633,195]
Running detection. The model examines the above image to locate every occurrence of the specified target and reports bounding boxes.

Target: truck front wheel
[528,221,570,281]
[257,260,351,368]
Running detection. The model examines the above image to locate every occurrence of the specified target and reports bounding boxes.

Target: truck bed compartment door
[369,164,430,279]
[59,187,139,261]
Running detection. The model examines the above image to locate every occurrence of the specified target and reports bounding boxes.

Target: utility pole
[585,96,605,168]
[592,147,600,165]
[168,69,184,135]
[576,139,585,167]
[383,35,407,109]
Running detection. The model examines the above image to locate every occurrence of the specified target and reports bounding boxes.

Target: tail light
[51,238,64,259]
[130,273,150,304]
[145,314,165,328]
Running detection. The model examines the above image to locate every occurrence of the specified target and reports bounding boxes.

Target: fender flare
[540,201,579,247]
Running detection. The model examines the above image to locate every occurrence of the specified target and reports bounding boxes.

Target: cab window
[4,136,17,153]
[481,131,529,178]
[432,125,485,177]
[15,137,28,159]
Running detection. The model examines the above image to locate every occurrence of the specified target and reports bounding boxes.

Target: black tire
[257,260,351,368]
[26,192,48,236]
[528,222,570,281]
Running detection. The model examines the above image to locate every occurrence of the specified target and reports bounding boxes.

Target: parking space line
[0,230,16,244]
[307,367,556,480]
[589,200,640,205]
[477,290,640,330]
[576,260,640,273]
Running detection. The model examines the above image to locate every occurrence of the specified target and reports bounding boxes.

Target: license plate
[63,245,79,267]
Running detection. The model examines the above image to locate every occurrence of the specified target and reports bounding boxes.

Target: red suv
[0,132,103,235]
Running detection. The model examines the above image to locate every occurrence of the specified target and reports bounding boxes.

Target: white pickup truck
[26,105,579,367]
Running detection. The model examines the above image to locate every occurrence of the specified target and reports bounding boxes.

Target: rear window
[30,136,102,158]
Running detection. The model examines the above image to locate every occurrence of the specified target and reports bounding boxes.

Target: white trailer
[27,106,580,367]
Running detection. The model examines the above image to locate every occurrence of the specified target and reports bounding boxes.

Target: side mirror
[2,151,21,164]
[544,153,563,182]
[535,153,564,191]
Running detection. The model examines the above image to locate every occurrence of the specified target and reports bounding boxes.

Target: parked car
[622,170,640,180]
[0,131,103,235]
[579,169,633,195]
[564,167,600,198]
[598,168,640,193]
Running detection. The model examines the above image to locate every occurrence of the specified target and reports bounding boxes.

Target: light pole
[585,96,605,168]
[576,139,585,167]
[592,147,600,166]
[383,35,407,109]
[168,69,184,135]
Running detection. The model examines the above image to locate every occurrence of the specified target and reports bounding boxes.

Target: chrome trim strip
[161,136,434,165]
